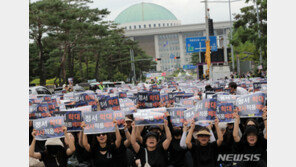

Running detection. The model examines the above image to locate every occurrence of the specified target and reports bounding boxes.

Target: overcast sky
[31,0,254,24]
[90,0,253,24]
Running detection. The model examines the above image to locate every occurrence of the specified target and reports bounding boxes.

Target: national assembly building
[114,2,252,76]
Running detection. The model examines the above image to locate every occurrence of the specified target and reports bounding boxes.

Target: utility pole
[228,0,235,72]
[130,49,136,85]
[255,0,262,66]
[204,0,212,79]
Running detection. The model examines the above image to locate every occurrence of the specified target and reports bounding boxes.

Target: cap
[145,132,158,140]
[244,126,258,136]
[148,125,161,131]
[194,130,211,138]
[45,138,64,148]
[125,117,133,122]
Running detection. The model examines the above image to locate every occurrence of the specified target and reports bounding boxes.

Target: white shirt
[236,87,249,95]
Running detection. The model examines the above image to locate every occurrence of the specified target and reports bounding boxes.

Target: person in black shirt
[167,114,188,167]
[232,107,267,167]
[29,127,76,167]
[130,119,172,167]
[81,120,122,167]
[185,117,223,167]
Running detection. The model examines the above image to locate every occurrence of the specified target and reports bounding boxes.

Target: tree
[230,0,267,68]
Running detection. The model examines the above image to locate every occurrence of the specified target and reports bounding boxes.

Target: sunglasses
[197,134,210,138]
[97,133,107,137]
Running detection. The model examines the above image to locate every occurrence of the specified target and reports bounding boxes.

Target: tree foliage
[29,0,154,86]
[230,0,267,68]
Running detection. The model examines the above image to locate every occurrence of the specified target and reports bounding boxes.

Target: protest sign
[235,92,266,117]
[183,107,198,123]
[113,110,125,129]
[195,99,217,123]
[133,111,164,126]
[216,103,235,123]
[213,87,224,93]
[217,95,238,104]
[66,105,92,113]
[180,99,196,108]
[168,91,185,104]
[52,111,82,132]
[33,116,65,140]
[138,91,160,108]
[42,95,52,102]
[83,111,115,134]
[137,107,167,114]
[119,98,136,115]
[119,92,127,98]
[253,82,262,92]
[106,96,120,111]
[175,93,194,104]
[98,95,110,110]
[29,103,51,120]
[160,94,169,105]
[167,107,186,127]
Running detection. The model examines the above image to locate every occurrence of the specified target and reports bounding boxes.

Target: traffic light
[208,18,214,36]
[155,58,161,61]
[174,57,180,59]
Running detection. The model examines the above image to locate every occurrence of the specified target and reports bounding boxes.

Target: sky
[90,0,254,24]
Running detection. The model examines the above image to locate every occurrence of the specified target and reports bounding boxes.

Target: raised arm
[185,120,195,149]
[207,123,216,142]
[162,119,172,150]
[114,120,122,149]
[136,126,144,144]
[262,106,267,140]
[214,117,223,146]
[29,130,41,159]
[123,122,131,147]
[131,122,140,153]
[63,127,76,156]
[81,122,91,152]
[233,109,241,142]
[180,121,188,149]
[78,131,83,147]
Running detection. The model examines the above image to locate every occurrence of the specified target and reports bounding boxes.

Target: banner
[83,111,115,134]
[167,107,186,127]
[183,107,198,123]
[133,111,164,126]
[52,111,82,132]
[217,103,235,123]
[119,98,136,115]
[137,107,167,114]
[236,92,266,117]
[33,116,65,140]
[29,103,51,120]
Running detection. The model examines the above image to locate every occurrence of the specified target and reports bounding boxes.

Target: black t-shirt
[40,148,68,167]
[112,140,128,167]
[232,137,267,167]
[91,143,116,167]
[189,141,218,167]
[168,138,187,167]
[137,145,167,167]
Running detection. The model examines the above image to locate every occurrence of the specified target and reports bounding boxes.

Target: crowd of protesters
[29,77,267,167]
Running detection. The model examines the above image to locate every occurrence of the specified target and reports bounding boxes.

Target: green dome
[114,3,178,24]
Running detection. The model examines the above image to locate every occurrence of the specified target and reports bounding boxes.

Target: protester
[232,106,267,167]
[29,127,76,167]
[130,118,172,167]
[228,82,249,95]
[80,120,122,167]
[185,117,224,167]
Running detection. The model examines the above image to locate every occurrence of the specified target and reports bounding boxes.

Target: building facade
[115,2,232,72]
